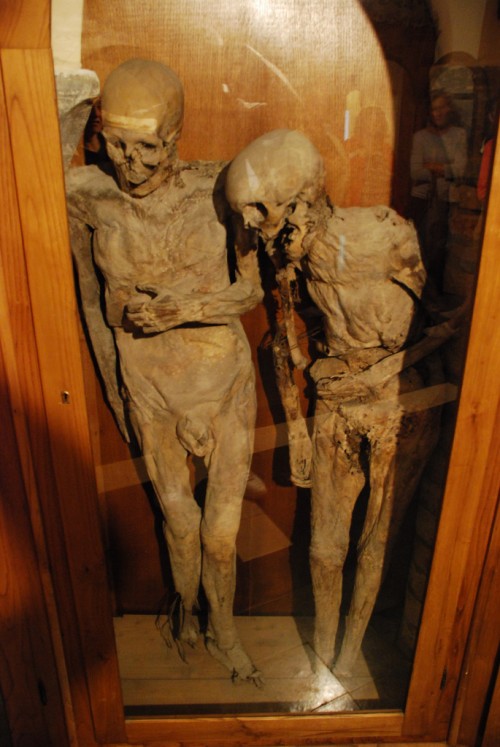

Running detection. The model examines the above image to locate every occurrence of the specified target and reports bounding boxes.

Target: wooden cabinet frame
[1,2,498,745]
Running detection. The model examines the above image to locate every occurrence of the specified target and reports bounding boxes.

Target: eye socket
[102,134,159,153]
[249,202,268,219]
[241,202,269,229]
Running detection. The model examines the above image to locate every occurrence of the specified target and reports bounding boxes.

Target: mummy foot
[206,634,263,687]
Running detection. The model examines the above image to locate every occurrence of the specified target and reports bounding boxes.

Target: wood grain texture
[1,47,126,744]
[76,2,499,742]
[79,0,396,618]
[0,64,67,736]
[0,0,50,49]
[403,132,500,739]
[126,711,404,745]
[0,58,78,747]
[124,744,443,747]
[0,53,107,747]
[0,314,68,746]
[0,0,497,745]
[122,743,446,747]
[483,662,500,747]
[449,495,500,745]
[81,0,393,206]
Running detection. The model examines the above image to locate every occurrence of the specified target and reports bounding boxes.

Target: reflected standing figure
[409,90,467,292]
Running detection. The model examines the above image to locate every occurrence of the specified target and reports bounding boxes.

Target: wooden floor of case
[114,615,411,715]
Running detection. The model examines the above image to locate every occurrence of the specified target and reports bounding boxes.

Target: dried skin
[225,130,448,673]
[67,159,262,682]
[305,209,440,673]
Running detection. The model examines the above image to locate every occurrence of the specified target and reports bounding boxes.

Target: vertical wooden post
[0,1,126,744]
[449,497,500,744]
[404,128,500,739]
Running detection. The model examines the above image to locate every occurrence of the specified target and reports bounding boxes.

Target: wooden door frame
[0,1,498,745]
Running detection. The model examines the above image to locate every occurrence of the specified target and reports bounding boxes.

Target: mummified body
[66,60,263,682]
[226,130,452,674]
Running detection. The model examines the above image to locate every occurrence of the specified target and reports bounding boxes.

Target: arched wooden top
[81,0,394,205]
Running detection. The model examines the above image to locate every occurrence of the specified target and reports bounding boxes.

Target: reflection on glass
[57,0,498,718]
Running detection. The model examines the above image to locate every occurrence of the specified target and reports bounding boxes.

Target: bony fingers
[126,300,147,314]
[135,283,160,296]
[127,311,148,323]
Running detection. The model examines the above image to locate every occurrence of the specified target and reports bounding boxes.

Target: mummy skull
[225,129,325,245]
[101,59,184,196]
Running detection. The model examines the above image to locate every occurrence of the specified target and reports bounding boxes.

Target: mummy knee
[311,521,350,568]
[161,494,201,542]
[357,543,385,575]
[201,529,237,563]
[162,520,200,547]
[310,542,348,571]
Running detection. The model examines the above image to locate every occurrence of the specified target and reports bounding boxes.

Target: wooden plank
[0,350,66,746]
[0,47,126,744]
[449,496,500,745]
[78,0,397,620]
[0,0,50,49]
[126,711,404,745]
[124,744,447,747]
[0,290,67,743]
[123,744,444,747]
[0,2,495,746]
[77,2,497,743]
[0,56,79,747]
[81,0,393,204]
[114,613,411,714]
[483,663,500,747]
[403,129,500,738]
[0,50,108,747]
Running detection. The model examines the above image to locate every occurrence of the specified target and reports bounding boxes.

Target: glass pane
[56,0,498,719]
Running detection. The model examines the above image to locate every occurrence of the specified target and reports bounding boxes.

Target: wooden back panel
[79,0,395,614]
[82,0,393,204]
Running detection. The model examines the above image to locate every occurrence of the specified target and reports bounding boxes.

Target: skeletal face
[238,197,296,242]
[101,59,184,196]
[102,126,179,192]
[226,129,324,252]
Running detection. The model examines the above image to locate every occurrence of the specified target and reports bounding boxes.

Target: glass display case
[0,1,498,745]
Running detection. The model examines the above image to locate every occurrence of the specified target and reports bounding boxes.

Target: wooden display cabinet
[0,1,498,745]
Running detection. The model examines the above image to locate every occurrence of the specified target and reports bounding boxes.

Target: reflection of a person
[477,138,494,204]
[83,98,108,165]
[345,106,393,206]
[477,99,498,204]
[409,90,467,292]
